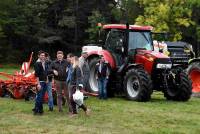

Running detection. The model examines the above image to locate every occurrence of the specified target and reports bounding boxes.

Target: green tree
[135,0,194,41]
[86,10,106,43]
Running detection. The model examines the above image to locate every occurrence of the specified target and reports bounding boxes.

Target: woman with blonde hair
[69,56,90,117]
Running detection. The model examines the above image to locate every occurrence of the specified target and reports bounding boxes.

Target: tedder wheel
[164,71,192,101]
[187,62,200,94]
[13,88,24,99]
[88,57,99,93]
[123,68,153,102]
[24,87,36,101]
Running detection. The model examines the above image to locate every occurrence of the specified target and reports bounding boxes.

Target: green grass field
[0,67,200,134]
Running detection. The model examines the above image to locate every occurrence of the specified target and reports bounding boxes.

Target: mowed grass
[0,66,200,134]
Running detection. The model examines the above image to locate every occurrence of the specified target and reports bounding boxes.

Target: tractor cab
[102,25,153,68]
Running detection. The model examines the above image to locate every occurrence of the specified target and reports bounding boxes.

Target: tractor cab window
[105,29,125,67]
[105,30,125,52]
[128,31,153,52]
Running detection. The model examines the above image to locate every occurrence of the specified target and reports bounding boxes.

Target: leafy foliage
[0,0,200,62]
[135,0,194,41]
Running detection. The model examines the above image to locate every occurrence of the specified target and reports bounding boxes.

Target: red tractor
[83,24,192,102]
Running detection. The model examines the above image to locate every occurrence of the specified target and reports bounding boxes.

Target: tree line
[0,0,199,63]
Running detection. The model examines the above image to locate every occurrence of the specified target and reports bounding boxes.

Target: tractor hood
[136,50,169,60]
[135,50,172,74]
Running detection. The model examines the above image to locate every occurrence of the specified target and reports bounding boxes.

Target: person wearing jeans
[33,50,49,115]
[96,56,110,99]
[35,82,47,114]
[97,77,108,99]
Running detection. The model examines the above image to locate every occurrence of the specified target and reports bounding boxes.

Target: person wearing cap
[70,56,90,117]
[32,50,49,115]
[50,51,71,113]
[96,56,110,99]
[79,52,90,90]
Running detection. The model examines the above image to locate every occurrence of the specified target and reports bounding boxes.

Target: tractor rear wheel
[164,71,192,101]
[187,61,200,93]
[88,57,99,93]
[123,68,153,102]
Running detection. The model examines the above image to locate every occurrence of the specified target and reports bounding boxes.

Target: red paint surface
[103,24,153,31]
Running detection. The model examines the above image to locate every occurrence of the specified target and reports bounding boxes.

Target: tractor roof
[103,24,153,31]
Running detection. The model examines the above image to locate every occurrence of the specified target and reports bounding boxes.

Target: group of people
[32,50,110,117]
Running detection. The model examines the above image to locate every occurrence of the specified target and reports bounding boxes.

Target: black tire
[0,85,6,97]
[87,57,99,93]
[187,61,200,74]
[24,90,36,101]
[123,68,153,102]
[163,71,192,101]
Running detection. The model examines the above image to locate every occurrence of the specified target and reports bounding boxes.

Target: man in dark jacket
[96,56,110,99]
[33,51,49,115]
[50,51,71,112]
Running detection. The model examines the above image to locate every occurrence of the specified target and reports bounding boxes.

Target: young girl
[69,56,90,117]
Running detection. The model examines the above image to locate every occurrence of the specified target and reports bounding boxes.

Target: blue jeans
[98,77,108,99]
[47,82,54,108]
[34,82,47,112]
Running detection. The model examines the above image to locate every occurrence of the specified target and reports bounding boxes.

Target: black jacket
[96,62,110,78]
[34,61,49,81]
[50,59,70,81]
[70,66,83,86]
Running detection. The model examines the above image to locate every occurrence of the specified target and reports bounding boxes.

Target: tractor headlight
[156,63,172,69]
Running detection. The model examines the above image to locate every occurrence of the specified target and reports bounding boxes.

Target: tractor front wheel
[164,71,192,101]
[123,68,153,102]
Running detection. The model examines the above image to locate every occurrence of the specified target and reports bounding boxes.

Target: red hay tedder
[0,52,38,99]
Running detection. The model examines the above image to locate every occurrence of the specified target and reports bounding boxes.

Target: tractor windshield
[128,31,153,51]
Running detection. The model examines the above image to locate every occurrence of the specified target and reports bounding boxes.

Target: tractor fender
[125,63,143,71]
[186,58,200,93]
[119,63,143,75]
[188,58,200,65]
[87,50,116,69]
